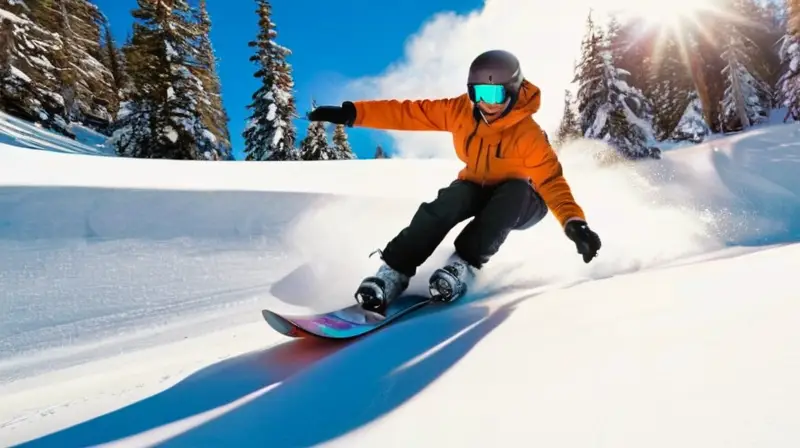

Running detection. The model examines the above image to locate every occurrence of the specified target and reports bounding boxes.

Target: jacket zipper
[465,117,493,185]
[464,121,480,158]
[483,142,490,185]
[476,138,484,177]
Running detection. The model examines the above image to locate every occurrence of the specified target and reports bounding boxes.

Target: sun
[601,0,738,71]
[611,0,715,28]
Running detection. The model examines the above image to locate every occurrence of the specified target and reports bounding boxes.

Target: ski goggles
[469,84,507,104]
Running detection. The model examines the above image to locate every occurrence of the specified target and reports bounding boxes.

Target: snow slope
[0,111,114,156]
[0,117,799,447]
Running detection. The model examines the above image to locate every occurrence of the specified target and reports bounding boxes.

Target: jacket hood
[514,79,541,115]
[475,79,540,132]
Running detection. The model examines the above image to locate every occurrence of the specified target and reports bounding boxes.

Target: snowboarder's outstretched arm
[350,98,458,131]
[520,124,585,228]
[307,98,459,132]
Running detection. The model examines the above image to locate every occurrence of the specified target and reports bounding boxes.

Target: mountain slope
[0,117,799,446]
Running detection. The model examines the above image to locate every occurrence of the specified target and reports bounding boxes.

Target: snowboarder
[306,49,601,315]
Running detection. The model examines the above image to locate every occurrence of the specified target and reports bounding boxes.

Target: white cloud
[342,0,615,158]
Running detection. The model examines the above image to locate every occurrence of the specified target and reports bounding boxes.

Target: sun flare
[603,0,737,71]
[612,0,713,28]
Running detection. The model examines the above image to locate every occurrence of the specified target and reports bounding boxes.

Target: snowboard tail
[262,293,432,340]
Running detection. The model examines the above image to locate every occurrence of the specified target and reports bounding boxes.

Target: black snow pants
[380,178,548,277]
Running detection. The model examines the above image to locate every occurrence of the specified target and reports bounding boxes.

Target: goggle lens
[472,84,506,104]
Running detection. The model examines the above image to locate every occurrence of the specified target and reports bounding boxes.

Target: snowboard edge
[261,294,432,340]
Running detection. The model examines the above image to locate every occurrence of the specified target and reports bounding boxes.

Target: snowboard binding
[428,265,468,303]
[354,276,389,316]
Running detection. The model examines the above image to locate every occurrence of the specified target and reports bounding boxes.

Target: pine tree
[720,23,768,130]
[777,0,800,121]
[639,31,696,140]
[102,22,125,92]
[573,12,658,159]
[670,91,711,142]
[0,1,69,134]
[243,0,298,161]
[331,124,356,159]
[729,0,782,106]
[677,0,773,132]
[553,89,581,147]
[30,0,118,126]
[111,25,152,157]
[100,20,126,120]
[192,0,231,160]
[611,17,654,93]
[610,12,701,135]
[790,0,800,47]
[298,120,331,160]
[374,144,387,158]
[686,7,728,132]
[605,16,657,132]
[110,0,207,160]
[573,13,606,138]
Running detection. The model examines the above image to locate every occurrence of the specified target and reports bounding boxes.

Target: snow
[67,122,113,150]
[266,102,276,120]
[0,7,27,25]
[164,125,178,143]
[165,41,177,60]
[10,66,30,83]
[0,111,799,446]
[202,129,217,143]
[0,110,114,156]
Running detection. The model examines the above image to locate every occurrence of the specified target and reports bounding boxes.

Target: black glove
[306,101,357,126]
[564,219,601,263]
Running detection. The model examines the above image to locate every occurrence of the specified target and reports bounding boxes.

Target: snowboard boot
[354,263,410,316]
[428,254,476,303]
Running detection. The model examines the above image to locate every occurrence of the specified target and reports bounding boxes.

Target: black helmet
[467,50,524,108]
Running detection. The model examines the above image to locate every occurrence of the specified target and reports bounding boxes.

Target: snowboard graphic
[262,293,432,339]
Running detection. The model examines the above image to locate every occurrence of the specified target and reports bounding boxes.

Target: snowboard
[261,293,434,340]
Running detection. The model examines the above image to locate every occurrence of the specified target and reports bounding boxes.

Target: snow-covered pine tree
[605,15,625,67]
[605,16,656,133]
[681,0,773,132]
[610,17,653,94]
[670,90,711,142]
[720,22,769,130]
[638,30,695,140]
[298,120,331,160]
[100,20,126,120]
[764,0,789,31]
[790,0,800,50]
[0,1,70,134]
[573,13,606,138]
[110,0,207,159]
[777,0,800,121]
[28,0,117,129]
[686,6,727,132]
[729,0,783,108]
[553,89,581,148]
[572,12,658,159]
[331,124,356,159]
[192,0,231,160]
[110,25,152,157]
[102,21,125,91]
[243,0,298,161]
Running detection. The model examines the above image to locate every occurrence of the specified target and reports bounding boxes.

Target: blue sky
[93,0,483,160]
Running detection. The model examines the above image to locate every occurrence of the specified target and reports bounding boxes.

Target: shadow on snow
[18,288,536,447]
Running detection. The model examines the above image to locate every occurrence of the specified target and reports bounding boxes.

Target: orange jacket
[351,79,586,227]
